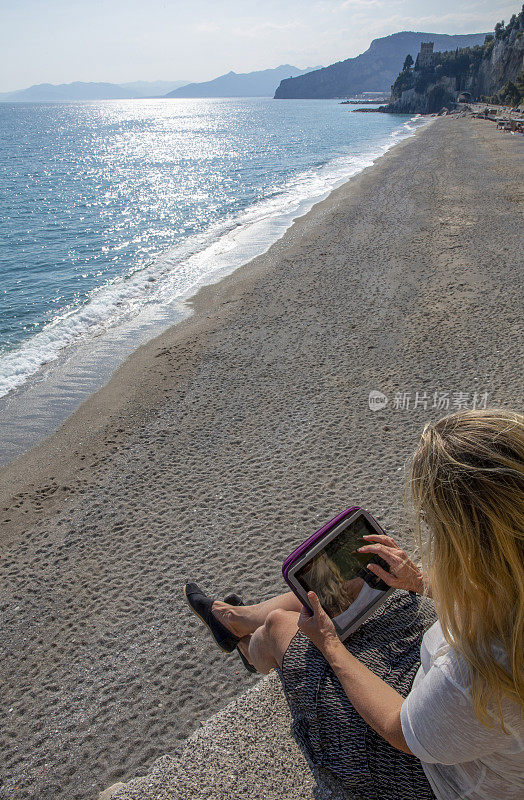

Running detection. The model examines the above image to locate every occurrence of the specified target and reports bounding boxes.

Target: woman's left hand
[298,591,339,655]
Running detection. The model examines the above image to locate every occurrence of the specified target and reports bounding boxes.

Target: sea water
[0,98,426,462]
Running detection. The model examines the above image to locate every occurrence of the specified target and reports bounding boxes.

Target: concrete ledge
[98,673,357,800]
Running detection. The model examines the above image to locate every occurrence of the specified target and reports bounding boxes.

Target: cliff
[386,8,524,113]
[274,32,487,99]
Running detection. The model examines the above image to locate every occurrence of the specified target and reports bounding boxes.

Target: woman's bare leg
[238,610,301,673]
[212,592,302,638]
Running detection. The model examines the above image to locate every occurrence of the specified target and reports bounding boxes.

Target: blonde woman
[185,409,523,800]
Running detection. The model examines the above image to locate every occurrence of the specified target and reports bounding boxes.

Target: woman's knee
[263,608,300,667]
[264,608,290,637]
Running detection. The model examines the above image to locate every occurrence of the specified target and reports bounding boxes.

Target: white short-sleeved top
[400,620,524,800]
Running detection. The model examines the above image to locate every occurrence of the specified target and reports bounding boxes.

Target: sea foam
[0,108,427,401]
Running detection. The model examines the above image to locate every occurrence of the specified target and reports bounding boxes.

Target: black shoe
[184,582,240,653]
[222,593,258,674]
[224,592,244,606]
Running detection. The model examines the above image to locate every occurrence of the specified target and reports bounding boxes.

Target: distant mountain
[166,65,322,98]
[119,80,189,97]
[274,32,488,98]
[0,79,190,102]
[0,81,138,102]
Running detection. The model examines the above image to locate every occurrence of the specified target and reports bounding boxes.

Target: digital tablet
[282,507,395,640]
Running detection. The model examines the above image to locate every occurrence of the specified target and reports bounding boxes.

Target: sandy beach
[1,116,523,800]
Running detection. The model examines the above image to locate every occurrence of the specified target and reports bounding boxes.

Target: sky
[0,0,519,92]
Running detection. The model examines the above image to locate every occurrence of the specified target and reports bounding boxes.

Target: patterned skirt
[277,589,438,800]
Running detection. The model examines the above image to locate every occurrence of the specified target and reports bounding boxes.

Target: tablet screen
[294,514,387,626]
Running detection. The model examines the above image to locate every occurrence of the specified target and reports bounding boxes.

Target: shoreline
[1,117,522,800]
[0,117,432,498]
[0,110,426,467]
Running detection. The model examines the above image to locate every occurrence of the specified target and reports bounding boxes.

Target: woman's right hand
[357,534,426,595]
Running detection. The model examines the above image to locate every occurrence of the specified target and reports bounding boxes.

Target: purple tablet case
[282,506,384,587]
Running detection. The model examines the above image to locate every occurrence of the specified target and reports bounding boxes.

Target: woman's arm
[298,592,413,754]
[322,635,411,753]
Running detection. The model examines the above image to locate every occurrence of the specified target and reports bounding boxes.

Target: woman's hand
[298,591,339,655]
[357,534,425,594]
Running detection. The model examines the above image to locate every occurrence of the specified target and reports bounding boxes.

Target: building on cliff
[384,6,524,114]
[416,42,435,69]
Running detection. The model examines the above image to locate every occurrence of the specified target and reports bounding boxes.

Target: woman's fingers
[366,562,399,586]
[299,594,322,630]
[361,544,424,594]
[361,533,397,547]
[357,542,400,565]
[299,592,339,652]
[307,591,323,614]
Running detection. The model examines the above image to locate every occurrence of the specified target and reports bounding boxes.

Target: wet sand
[1,117,523,800]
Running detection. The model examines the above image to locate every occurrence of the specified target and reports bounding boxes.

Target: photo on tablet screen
[294,514,386,627]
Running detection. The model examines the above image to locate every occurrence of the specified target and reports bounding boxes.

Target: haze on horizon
[0,0,517,93]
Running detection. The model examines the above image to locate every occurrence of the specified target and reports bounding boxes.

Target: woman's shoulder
[428,631,523,727]
[411,632,524,749]
[425,618,510,664]
[421,620,452,671]
[424,622,512,693]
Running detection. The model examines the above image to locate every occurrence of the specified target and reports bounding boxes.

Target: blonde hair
[306,553,356,618]
[409,408,524,730]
